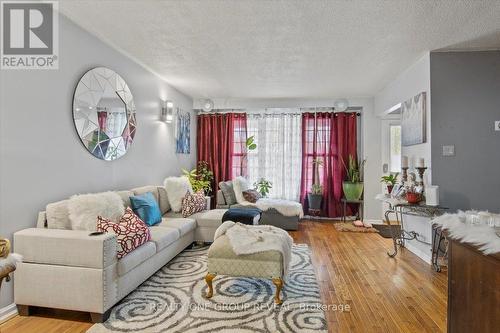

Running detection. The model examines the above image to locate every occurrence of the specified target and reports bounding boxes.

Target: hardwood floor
[0,220,447,333]
[290,221,447,333]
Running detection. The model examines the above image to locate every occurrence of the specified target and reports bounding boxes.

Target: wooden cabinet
[447,239,500,333]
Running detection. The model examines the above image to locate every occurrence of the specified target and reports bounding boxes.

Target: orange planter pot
[406,192,421,204]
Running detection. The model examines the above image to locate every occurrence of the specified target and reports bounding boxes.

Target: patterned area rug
[88,244,327,333]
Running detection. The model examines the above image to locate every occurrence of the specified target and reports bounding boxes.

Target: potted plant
[380,173,399,194]
[308,184,323,210]
[404,182,422,204]
[254,178,272,197]
[307,158,324,210]
[182,161,214,195]
[341,155,366,200]
[240,135,257,175]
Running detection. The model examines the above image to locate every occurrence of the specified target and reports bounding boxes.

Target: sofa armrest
[14,228,117,269]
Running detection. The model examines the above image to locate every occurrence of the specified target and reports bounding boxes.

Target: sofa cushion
[149,226,179,252]
[46,199,71,230]
[219,181,237,205]
[159,217,196,236]
[117,241,156,276]
[97,207,151,259]
[232,176,250,204]
[116,190,135,208]
[69,192,125,231]
[130,192,162,226]
[162,211,183,218]
[164,176,193,212]
[181,191,206,217]
[157,186,170,215]
[190,209,226,229]
[131,185,159,203]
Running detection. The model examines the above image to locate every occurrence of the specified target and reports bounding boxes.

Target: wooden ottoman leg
[272,278,284,304]
[205,272,217,298]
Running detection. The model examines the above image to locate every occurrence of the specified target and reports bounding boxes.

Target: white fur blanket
[241,198,304,218]
[214,221,293,275]
[432,211,500,255]
[0,253,23,270]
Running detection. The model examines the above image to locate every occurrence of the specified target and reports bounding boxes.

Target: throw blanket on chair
[214,221,294,275]
[241,198,304,218]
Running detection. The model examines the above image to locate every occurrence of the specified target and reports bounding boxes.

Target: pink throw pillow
[97,207,151,259]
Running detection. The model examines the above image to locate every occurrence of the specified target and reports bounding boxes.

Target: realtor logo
[1,1,59,69]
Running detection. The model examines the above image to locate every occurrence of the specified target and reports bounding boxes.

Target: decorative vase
[387,184,394,194]
[406,192,421,204]
[342,182,364,200]
[307,193,323,210]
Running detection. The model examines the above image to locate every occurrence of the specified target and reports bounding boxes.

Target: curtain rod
[195,107,362,116]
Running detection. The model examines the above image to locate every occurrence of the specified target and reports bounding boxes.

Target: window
[390,125,401,173]
[245,110,302,201]
[231,114,248,178]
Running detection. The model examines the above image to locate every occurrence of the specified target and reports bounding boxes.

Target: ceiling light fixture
[334,98,349,112]
[201,99,214,112]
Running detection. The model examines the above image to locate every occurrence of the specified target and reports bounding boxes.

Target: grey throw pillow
[219,181,237,205]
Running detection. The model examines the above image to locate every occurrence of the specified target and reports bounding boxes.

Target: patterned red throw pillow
[97,207,151,259]
[242,189,262,203]
[181,191,206,217]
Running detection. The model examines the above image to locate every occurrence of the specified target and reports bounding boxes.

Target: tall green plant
[341,155,366,183]
[310,158,324,194]
[240,136,257,175]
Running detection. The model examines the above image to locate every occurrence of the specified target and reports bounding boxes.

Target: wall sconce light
[161,100,174,123]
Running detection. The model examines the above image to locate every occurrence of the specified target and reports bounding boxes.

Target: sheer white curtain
[247,109,302,201]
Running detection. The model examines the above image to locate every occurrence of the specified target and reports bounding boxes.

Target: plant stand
[308,208,322,216]
[341,198,363,222]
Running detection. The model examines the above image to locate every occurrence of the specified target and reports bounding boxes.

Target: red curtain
[197,113,247,206]
[300,112,357,217]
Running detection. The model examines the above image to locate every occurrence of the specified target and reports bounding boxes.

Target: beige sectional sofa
[13,185,226,323]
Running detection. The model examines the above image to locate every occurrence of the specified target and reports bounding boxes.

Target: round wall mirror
[72,67,136,161]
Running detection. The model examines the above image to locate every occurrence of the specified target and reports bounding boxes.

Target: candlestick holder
[416,167,427,187]
[401,167,409,183]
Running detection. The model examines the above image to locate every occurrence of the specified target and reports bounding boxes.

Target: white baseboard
[406,243,432,264]
[0,303,17,324]
[364,219,383,225]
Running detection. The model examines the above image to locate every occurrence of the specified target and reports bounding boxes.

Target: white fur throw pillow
[68,192,125,231]
[164,176,193,212]
[233,176,250,204]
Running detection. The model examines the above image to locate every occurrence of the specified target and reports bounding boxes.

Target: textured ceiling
[59,0,500,99]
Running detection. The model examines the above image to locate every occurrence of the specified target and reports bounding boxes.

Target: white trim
[405,243,432,264]
[0,303,17,324]
[364,219,383,225]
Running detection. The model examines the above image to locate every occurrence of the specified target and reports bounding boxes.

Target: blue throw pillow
[129,192,162,226]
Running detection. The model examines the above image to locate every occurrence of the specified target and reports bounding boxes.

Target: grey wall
[430,51,500,212]
[0,14,196,307]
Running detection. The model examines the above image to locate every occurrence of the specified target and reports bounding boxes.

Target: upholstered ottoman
[204,234,286,304]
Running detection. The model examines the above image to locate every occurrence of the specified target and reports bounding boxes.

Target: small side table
[341,198,364,223]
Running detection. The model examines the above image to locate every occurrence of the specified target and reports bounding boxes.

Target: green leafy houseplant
[246,136,257,151]
[380,173,399,194]
[310,183,323,195]
[254,178,272,198]
[239,135,257,175]
[341,155,366,200]
[182,161,214,195]
[308,158,324,210]
[380,173,399,186]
